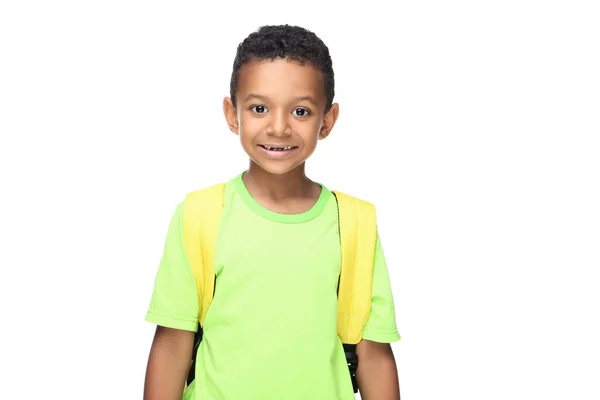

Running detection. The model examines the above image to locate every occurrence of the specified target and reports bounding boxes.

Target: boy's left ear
[319,103,339,140]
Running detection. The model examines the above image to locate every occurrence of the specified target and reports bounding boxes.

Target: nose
[267,109,292,137]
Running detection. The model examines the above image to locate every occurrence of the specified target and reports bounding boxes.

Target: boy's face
[224,58,339,176]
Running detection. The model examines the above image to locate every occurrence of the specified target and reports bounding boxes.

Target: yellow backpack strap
[332,190,377,345]
[182,183,226,326]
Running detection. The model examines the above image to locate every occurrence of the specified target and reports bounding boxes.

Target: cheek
[239,115,265,137]
[296,120,322,142]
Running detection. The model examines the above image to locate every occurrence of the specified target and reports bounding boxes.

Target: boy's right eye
[251,105,268,114]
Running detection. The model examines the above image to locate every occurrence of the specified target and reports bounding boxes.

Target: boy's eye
[251,105,268,114]
[292,108,310,117]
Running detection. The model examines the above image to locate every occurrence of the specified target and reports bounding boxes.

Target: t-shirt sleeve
[361,232,401,343]
[144,202,199,332]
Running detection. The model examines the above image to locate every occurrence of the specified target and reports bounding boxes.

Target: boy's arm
[144,326,194,400]
[356,339,400,400]
[356,229,401,399]
[143,202,199,398]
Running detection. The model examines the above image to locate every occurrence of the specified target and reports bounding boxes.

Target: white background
[1,1,599,399]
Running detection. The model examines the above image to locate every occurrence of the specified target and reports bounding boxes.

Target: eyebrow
[244,93,318,106]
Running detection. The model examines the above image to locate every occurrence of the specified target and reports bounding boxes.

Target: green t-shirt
[145,173,400,399]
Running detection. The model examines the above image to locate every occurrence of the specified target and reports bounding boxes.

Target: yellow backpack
[181,182,377,394]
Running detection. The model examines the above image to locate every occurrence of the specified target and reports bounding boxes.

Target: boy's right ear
[223,97,239,135]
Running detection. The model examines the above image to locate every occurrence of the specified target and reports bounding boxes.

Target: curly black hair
[230,24,335,112]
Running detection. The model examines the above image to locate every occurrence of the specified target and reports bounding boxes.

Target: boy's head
[224,25,339,176]
[229,24,335,113]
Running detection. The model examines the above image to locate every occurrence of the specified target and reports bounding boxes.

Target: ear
[319,103,339,140]
[223,97,239,135]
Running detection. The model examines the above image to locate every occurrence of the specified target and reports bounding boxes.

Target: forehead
[236,58,325,103]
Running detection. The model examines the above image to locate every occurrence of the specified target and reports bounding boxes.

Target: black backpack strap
[187,275,216,386]
[343,343,359,393]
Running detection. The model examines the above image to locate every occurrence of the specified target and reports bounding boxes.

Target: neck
[243,162,315,201]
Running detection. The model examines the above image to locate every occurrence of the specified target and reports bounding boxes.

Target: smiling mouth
[259,145,298,151]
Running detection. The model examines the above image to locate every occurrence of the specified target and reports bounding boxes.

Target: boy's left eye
[292,108,310,117]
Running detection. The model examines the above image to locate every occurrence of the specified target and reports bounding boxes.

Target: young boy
[143,24,401,400]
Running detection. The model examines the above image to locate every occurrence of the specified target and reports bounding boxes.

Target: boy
[144,24,401,400]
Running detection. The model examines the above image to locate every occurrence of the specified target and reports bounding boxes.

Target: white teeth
[263,145,294,151]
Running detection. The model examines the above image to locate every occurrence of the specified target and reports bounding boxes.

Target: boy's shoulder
[179,181,230,214]
[329,187,377,215]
